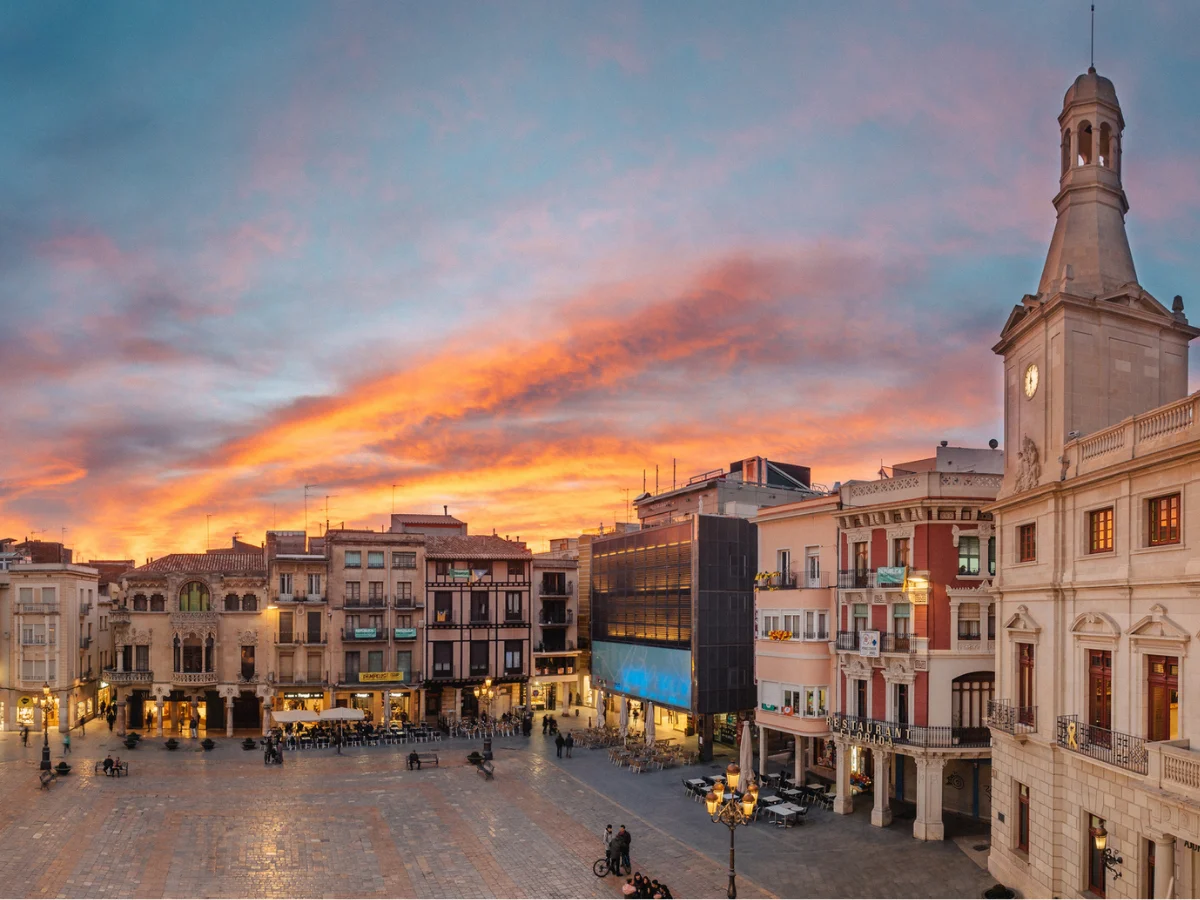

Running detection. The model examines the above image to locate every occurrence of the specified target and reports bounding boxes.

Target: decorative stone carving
[1014,435,1042,492]
[1070,611,1121,639]
[127,627,153,645]
[1128,605,1191,649]
[236,630,259,646]
[841,657,872,679]
[913,658,928,670]
[882,659,914,683]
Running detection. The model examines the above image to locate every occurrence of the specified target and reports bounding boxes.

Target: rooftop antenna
[304,483,322,535]
[622,488,631,524]
[655,464,659,494]
[392,484,399,517]
[1090,4,1095,70]
[325,495,338,534]
[206,514,211,550]
[643,469,646,493]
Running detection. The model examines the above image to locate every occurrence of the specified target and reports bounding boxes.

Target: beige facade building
[110,550,271,736]
[1,560,104,732]
[321,528,425,723]
[987,66,1200,898]
[265,531,332,716]
[531,555,583,713]
[752,495,839,783]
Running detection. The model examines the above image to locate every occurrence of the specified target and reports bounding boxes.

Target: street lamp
[1092,824,1123,878]
[704,763,758,899]
[39,681,52,772]
[473,677,496,761]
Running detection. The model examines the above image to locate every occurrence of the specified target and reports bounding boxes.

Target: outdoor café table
[807,783,826,793]
[686,778,707,787]
[759,794,782,806]
[765,803,799,826]
[781,788,803,802]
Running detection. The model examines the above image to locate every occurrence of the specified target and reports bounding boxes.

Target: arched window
[242,593,258,612]
[132,593,148,611]
[150,593,165,612]
[1078,121,1093,166]
[1061,128,1072,175]
[224,593,240,612]
[951,671,995,731]
[179,581,210,612]
[1099,123,1112,167]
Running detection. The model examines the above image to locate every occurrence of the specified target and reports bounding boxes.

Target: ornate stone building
[108,551,271,736]
[987,66,1200,898]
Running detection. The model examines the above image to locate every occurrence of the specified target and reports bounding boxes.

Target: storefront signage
[450,568,470,579]
[358,671,408,683]
[394,628,417,639]
[760,703,777,712]
[1184,839,1200,853]
[18,696,33,707]
[876,566,906,587]
[283,691,323,699]
[354,628,379,638]
[859,630,880,657]
[826,715,909,746]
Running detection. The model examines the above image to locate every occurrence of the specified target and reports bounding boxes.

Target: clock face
[1024,363,1039,399]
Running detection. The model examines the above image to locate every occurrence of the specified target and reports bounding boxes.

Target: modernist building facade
[109,550,271,736]
[829,445,1004,840]
[0,560,106,732]
[752,494,840,783]
[987,66,1200,899]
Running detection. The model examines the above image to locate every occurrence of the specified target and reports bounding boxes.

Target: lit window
[1088,508,1114,553]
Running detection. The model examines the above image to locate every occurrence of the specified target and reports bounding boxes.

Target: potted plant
[466,750,484,765]
[54,761,71,776]
[165,737,179,750]
[123,735,138,750]
[201,738,215,751]
[242,737,258,751]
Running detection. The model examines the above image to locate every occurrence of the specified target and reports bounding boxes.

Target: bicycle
[593,857,630,877]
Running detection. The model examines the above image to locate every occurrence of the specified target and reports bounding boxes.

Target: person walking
[555,732,565,758]
[147,710,154,733]
[20,725,29,747]
[107,709,115,731]
[542,714,549,735]
[62,732,71,755]
[565,731,574,758]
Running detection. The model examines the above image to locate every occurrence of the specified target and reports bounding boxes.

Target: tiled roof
[425,535,531,560]
[128,553,266,575]
[390,514,466,526]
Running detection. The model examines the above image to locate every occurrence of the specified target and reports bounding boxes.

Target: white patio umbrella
[739,719,755,788]
[619,698,628,737]
[645,702,656,747]
[271,710,321,724]
[319,707,365,721]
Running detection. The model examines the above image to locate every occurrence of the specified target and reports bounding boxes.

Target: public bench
[407,751,439,769]
[93,761,130,777]
[476,760,495,780]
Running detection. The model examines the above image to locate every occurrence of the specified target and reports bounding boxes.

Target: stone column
[794,736,804,783]
[1154,835,1175,900]
[190,698,199,737]
[913,756,946,841]
[871,750,893,827]
[116,647,125,672]
[116,696,127,737]
[382,690,391,725]
[261,698,271,736]
[833,739,853,814]
[58,691,70,733]
[559,683,570,715]
[156,698,165,737]
[225,701,234,737]
[619,698,629,735]
[759,725,769,779]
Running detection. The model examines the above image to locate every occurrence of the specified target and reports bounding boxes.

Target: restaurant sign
[394,628,417,639]
[859,630,880,657]
[283,691,323,699]
[827,715,910,746]
[450,568,471,579]
[358,671,408,683]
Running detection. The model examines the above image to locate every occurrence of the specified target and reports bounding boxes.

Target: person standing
[542,715,549,735]
[555,732,565,758]
[62,732,71,754]
[107,709,116,731]
[565,731,574,758]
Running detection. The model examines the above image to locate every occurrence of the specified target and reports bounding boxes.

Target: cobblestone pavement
[0,728,994,898]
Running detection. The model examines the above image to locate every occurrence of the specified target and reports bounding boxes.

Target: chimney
[444,505,448,516]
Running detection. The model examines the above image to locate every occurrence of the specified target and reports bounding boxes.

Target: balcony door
[1147,655,1179,742]
[1088,650,1113,732]
[307,611,322,643]
[1017,643,1035,724]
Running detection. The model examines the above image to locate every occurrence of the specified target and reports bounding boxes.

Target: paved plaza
[0,727,995,898]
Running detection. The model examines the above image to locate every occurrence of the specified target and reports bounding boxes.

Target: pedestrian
[107,710,115,731]
[616,825,632,873]
[62,732,71,754]
[555,732,565,758]
[565,731,574,757]
[147,710,154,732]
[542,715,549,735]
[191,714,199,738]
[20,725,29,747]
[603,824,613,859]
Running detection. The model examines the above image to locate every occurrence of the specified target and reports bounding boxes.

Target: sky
[3,1,1200,563]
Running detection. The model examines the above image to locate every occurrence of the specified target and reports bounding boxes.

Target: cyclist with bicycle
[610,825,631,875]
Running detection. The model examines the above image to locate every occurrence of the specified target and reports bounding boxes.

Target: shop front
[278,690,325,713]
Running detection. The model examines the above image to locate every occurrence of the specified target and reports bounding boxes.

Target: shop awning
[271,710,322,724]
[319,707,365,721]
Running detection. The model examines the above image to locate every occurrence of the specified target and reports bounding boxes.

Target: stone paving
[0,727,996,898]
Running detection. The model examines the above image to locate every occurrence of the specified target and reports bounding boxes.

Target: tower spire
[1090,4,1095,71]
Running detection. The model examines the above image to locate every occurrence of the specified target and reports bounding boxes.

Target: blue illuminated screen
[592,640,692,710]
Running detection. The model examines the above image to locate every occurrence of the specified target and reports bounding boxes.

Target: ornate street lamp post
[39,681,53,772]
[473,677,496,761]
[705,763,758,900]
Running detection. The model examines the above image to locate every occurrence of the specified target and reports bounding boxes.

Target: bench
[407,752,438,770]
[39,771,56,789]
[476,760,495,780]
[94,761,130,777]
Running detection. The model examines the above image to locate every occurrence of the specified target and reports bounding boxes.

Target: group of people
[554,731,575,757]
[603,824,632,875]
[100,754,123,776]
[622,874,673,899]
[263,736,284,765]
[541,714,561,735]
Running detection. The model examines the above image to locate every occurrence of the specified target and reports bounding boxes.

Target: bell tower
[993,67,1199,498]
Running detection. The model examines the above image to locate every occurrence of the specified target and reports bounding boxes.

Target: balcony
[829,714,991,749]
[17,602,61,615]
[954,636,996,654]
[344,596,387,609]
[538,610,574,626]
[834,631,923,654]
[276,593,297,604]
[1148,740,1200,804]
[538,579,572,597]
[276,631,298,644]
[837,570,875,590]
[102,668,152,684]
[20,635,55,646]
[80,602,92,617]
[394,596,422,609]
[1057,715,1148,775]
[755,573,798,591]
[429,666,455,681]
[79,635,92,649]
[275,672,326,685]
[305,632,326,645]
[431,611,455,626]
[306,593,326,603]
[802,630,830,641]
[110,608,131,624]
[987,700,1037,736]
[343,626,386,641]
[237,671,260,684]
[393,627,418,640]
[173,671,218,686]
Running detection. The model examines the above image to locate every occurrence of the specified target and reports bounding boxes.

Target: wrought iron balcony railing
[1057,714,1148,775]
[987,700,1037,735]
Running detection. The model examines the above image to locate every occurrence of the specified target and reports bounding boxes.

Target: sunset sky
[3,1,1200,563]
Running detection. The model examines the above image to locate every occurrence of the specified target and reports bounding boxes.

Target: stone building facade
[987,65,1200,898]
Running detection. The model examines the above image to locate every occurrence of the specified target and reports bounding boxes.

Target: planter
[165,739,180,751]
[242,738,258,751]
[466,751,484,765]
[201,739,215,751]
[123,738,138,750]
[982,887,1015,900]
[54,762,71,776]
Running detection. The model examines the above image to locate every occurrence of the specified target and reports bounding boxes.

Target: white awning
[271,710,321,724]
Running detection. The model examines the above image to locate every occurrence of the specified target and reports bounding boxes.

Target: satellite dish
[988,439,999,449]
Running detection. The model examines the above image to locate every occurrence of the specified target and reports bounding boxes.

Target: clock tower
[993,66,1199,498]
